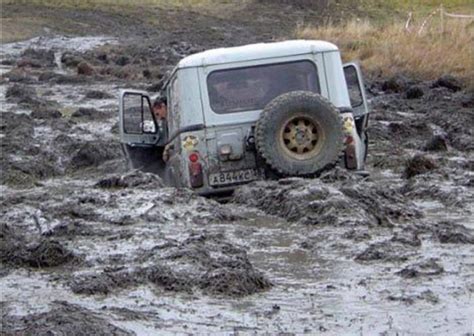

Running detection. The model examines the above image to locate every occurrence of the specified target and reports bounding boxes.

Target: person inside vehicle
[153,96,168,137]
[153,96,167,121]
[152,97,171,162]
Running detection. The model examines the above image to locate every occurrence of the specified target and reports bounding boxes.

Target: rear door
[119,90,160,146]
[343,63,369,118]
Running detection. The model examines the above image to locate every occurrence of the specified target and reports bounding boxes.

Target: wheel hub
[280,116,324,160]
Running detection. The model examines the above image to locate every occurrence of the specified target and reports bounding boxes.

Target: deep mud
[2,301,133,336]
[1,2,474,335]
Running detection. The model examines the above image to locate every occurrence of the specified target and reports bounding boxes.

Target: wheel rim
[279,115,325,160]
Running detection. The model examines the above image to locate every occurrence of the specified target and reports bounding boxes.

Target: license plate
[209,168,263,186]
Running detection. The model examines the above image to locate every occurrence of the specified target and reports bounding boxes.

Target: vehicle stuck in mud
[119,40,369,195]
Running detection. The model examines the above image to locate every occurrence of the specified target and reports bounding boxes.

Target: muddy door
[119,90,165,174]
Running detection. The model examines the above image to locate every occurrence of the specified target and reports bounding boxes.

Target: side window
[123,93,156,134]
[171,77,179,114]
[167,76,180,132]
[344,64,363,108]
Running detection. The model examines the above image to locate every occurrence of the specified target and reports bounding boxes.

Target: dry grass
[0,17,50,43]
[297,16,474,87]
[0,0,247,12]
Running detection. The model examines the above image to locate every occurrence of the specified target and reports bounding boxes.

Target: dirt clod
[356,240,415,262]
[4,68,36,83]
[381,75,409,93]
[388,289,439,305]
[432,221,474,244]
[77,61,95,75]
[200,267,272,297]
[85,90,114,99]
[0,223,28,267]
[433,75,462,92]
[71,107,107,119]
[146,232,272,297]
[391,230,421,247]
[61,51,83,67]
[405,85,424,99]
[26,239,77,268]
[403,154,438,178]
[31,107,62,119]
[147,265,195,292]
[69,141,122,170]
[95,170,164,189]
[1,224,76,269]
[422,134,448,152]
[5,83,36,100]
[397,258,444,278]
[70,269,139,295]
[2,301,133,335]
[20,48,55,67]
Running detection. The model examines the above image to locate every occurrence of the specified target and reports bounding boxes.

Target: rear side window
[207,60,320,114]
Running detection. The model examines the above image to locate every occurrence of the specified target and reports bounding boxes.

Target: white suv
[119,40,369,196]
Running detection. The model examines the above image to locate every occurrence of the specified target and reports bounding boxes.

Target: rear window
[207,60,320,114]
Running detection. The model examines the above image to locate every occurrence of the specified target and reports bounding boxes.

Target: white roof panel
[178,40,338,68]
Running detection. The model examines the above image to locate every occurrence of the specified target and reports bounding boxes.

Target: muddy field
[1,3,474,335]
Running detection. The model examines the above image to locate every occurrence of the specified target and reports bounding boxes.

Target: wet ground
[1,3,474,335]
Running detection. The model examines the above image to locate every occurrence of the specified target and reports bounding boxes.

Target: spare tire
[255,91,344,176]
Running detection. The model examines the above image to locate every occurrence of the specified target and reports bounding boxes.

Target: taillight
[189,152,199,163]
[345,135,354,145]
[345,142,357,170]
[188,152,203,188]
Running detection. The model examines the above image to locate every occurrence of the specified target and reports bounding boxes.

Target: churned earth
[1,2,474,335]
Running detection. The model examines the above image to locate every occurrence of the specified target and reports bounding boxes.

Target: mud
[71,107,109,120]
[3,301,133,336]
[70,269,140,295]
[148,232,272,297]
[1,2,474,335]
[85,90,113,99]
[95,171,164,189]
[431,221,474,244]
[68,141,122,170]
[31,107,62,119]
[403,154,438,178]
[233,177,421,227]
[397,258,444,278]
[0,223,77,269]
[422,134,448,152]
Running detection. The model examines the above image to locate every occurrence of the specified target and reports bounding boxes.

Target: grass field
[297,3,474,87]
[2,0,473,86]
[3,0,472,13]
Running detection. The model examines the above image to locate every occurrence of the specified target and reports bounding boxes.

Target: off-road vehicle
[119,40,369,196]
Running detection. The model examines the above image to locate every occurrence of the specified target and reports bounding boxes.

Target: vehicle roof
[177,40,338,68]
